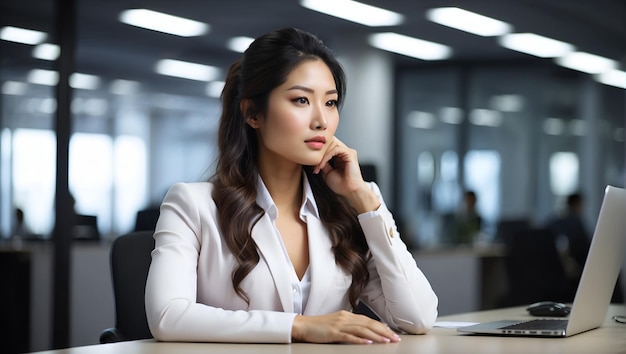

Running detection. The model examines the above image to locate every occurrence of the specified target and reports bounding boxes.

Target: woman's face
[250,59,340,168]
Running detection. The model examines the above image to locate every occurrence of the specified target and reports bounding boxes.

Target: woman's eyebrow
[286,85,338,95]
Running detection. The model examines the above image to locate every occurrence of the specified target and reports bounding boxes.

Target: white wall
[334,35,395,203]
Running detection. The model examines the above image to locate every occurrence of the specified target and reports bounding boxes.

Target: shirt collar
[300,172,320,220]
[255,172,320,221]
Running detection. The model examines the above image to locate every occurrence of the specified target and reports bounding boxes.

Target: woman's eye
[293,97,309,104]
[326,100,338,107]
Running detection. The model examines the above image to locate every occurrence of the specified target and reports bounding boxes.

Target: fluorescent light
[206,81,225,97]
[119,9,209,37]
[27,69,59,86]
[83,98,109,116]
[469,109,502,127]
[543,118,565,135]
[439,107,463,124]
[300,0,403,27]
[569,119,586,136]
[555,52,617,74]
[39,98,57,114]
[73,97,109,116]
[426,7,512,36]
[110,79,141,95]
[595,69,626,89]
[490,94,524,112]
[33,43,60,60]
[155,59,220,81]
[227,36,254,53]
[499,33,574,58]
[368,32,451,60]
[2,81,28,95]
[26,69,101,89]
[407,111,436,129]
[70,73,101,90]
[0,26,47,45]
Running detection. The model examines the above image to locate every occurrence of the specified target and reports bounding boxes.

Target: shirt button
[389,227,394,238]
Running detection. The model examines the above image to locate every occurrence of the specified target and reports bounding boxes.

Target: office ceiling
[1,0,625,98]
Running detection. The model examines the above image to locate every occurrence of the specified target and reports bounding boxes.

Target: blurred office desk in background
[0,240,115,352]
[28,305,626,354]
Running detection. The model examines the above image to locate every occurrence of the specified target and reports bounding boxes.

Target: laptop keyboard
[500,319,569,330]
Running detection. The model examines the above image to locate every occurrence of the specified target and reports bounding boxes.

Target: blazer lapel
[303,217,336,315]
[251,215,294,313]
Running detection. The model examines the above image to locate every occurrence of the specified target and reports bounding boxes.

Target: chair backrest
[502,227,573,306]
[134,207,160,232]
[74,214,100,240]
[109,230,155,340]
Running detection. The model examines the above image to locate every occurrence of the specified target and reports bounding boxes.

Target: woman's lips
[306,141,324,149]
[305,136,326,150]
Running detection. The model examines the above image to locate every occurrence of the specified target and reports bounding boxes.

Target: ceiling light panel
[555,52,617,74]
[499,33,574,58]
[206,81,225,97]
[490,94,525,112]
[27,69,59,86]
[426,7,512,36]
[543,118,565,135]
[39,98,57,114]
[155,59,220,81]
[119,9,209,37]
[369,32,451,60]
[227,36,254,53]
[72,97,109,116]
[595,69,626,89]
[110,79,141,95]
[2,81,28,96]
[70,73,101,90]
[407,111,436,129]
[470,109,502,127]
[0,26,47,45]
[300,0,404,27]
[439,107,463,124]
[33,43,61,60]
[569,119,586,136]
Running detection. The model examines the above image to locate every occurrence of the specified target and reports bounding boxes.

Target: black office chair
[73,214,100,241]
[134,207,160,232]
[500,227,574,307]
[100,230,155,343]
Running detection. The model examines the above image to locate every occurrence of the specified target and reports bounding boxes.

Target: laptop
[458,185,626,337]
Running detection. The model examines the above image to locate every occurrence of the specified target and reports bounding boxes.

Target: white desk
[30,305,626,354]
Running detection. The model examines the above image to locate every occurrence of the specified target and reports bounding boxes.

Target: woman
[145,28,438,344]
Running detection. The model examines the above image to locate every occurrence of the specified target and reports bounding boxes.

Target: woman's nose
[312,104,327,130]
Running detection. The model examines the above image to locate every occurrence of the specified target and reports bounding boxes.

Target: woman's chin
[297,155,325,167]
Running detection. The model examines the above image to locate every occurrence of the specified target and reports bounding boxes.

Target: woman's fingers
[314,137,349,172]
[292,311,401,344]
[314,138,364,189]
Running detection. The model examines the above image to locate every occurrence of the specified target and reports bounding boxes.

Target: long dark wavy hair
[211,28,370,310]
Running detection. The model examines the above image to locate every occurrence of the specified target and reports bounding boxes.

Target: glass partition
[395,63,624,248]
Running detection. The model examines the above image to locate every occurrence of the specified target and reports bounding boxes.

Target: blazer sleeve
[144,182,297,343]
[357,182,439,334]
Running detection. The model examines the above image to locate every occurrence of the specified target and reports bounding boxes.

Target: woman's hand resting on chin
[314,137,380,213]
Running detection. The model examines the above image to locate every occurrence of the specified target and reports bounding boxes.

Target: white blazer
[145,181,438,343]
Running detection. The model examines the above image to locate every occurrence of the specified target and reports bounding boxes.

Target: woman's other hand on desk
[291,310,401,344]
